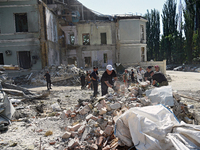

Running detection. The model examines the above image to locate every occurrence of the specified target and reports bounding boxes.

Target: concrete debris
[0,69,200,150]
[12,64,82,86]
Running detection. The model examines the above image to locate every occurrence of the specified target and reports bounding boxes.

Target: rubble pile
[0,73,200,149]
[14,64,82,86]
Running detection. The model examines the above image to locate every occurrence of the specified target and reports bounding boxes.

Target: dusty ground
[0,70,200,150]
[167,70,200,92]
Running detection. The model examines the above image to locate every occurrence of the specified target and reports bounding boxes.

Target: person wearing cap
[144,66,152,83]
[150,71,168,87]
[101,64,117,96]
[91,67,98,97]
[154,65,160,72]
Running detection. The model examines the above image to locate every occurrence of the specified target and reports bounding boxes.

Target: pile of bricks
[59,82,154,149]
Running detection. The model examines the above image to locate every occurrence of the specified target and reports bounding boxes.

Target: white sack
[145,86,174,106]
[115,105,179,150]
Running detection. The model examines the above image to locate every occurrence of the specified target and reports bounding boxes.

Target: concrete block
[78,125,86,134]
[110,103,121,110]
[100,100,106,107]
[89,144,98,150]
[68,138,79,148]
[104,125,113,136]
[68,123,81,131]
[95,136,104,146]
[79,105,90,115]
[86,114,98,121]
[97,103,104,110]
[99,107,107,115]
[62,131,71,139]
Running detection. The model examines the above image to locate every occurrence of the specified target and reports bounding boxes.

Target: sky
[78,0,171,16]
[78,0,181,34]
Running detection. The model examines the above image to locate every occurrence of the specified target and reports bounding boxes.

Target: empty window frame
[101,33,107,44]
[70,33,75,45]
[103,53,107,63]
[141,47,145,62]
[140,25,144,41]
[82,33,90,45]
[15,13,28,32]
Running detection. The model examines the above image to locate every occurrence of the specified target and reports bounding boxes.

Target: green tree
[145,9,160,61]
[183,0,195,63]
[161,0,178,64]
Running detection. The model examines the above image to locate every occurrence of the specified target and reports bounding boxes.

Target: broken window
[140,25,144,41]
[70,34,75,45]
[141,47,145,62]
[85,57,91,68]
[0,53,4,65]
[68,57,77,66]
[101,33,107,44]
[15,13,28,32]
[103,53,107,63]
[82,33,90,45]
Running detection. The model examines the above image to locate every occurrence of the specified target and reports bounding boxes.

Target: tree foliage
[145,9,160,61]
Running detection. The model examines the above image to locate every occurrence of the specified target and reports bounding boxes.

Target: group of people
[137,65,168,87]
[43,64,168,95]
[80,65,117,97]
[122,65,168,87]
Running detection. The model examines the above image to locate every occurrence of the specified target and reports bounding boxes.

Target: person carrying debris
[44,71,52,90]
[91,67,98,97]
[137,66,145,83]
[123,69,129,87]
[150,71,168,87]
[80,73,86,89]
[86,73,92,89]
[144,66,152,83]
[101,64,117,96]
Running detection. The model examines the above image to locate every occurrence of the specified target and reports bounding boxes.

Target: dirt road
[167,70,200,92]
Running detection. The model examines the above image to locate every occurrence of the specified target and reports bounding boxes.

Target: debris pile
[0,71,200,149]
[14,64,82,86]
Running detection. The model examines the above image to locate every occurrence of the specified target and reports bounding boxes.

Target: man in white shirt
[137,67,145,83]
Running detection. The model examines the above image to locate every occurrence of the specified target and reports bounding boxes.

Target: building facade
[0,0,60,69]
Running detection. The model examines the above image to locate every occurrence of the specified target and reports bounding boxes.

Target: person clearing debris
[150,71,168,87]
[80,73,85,90]
[101,64,118,96]
[90,67,98,97]
[44,71,52,90]
[144,66,152,83]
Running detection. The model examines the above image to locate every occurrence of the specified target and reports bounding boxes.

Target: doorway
[18,51,31,69]
[0,53,4,65]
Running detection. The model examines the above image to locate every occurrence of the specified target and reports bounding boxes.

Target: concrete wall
[0,0,42,69]
[140,60,166,75]
[60,21,116,68]
[45,7,60,66]
[118,19,147,65]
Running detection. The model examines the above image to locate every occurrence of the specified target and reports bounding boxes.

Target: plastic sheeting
[115,105,200,150]
[0,91,15,124]
[145,86,174,106]
[115,105,179,149]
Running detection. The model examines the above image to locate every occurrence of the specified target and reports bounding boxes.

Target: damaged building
[53,0,147,68]
[0,0,147,69]
[0,0,61,69]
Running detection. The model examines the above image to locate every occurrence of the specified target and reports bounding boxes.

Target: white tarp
[115,105,200,150]
[145,86,174,106]
[115,105,179,150]
[0,91,15,124]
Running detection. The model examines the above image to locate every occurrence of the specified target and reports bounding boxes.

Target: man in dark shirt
[44,71,51,90]
[90,67,98,97]
[80,74,85,89]
[131,69,135,83]
[144,66,152,83]
[150,71,168,87]
[101,64,117,96]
